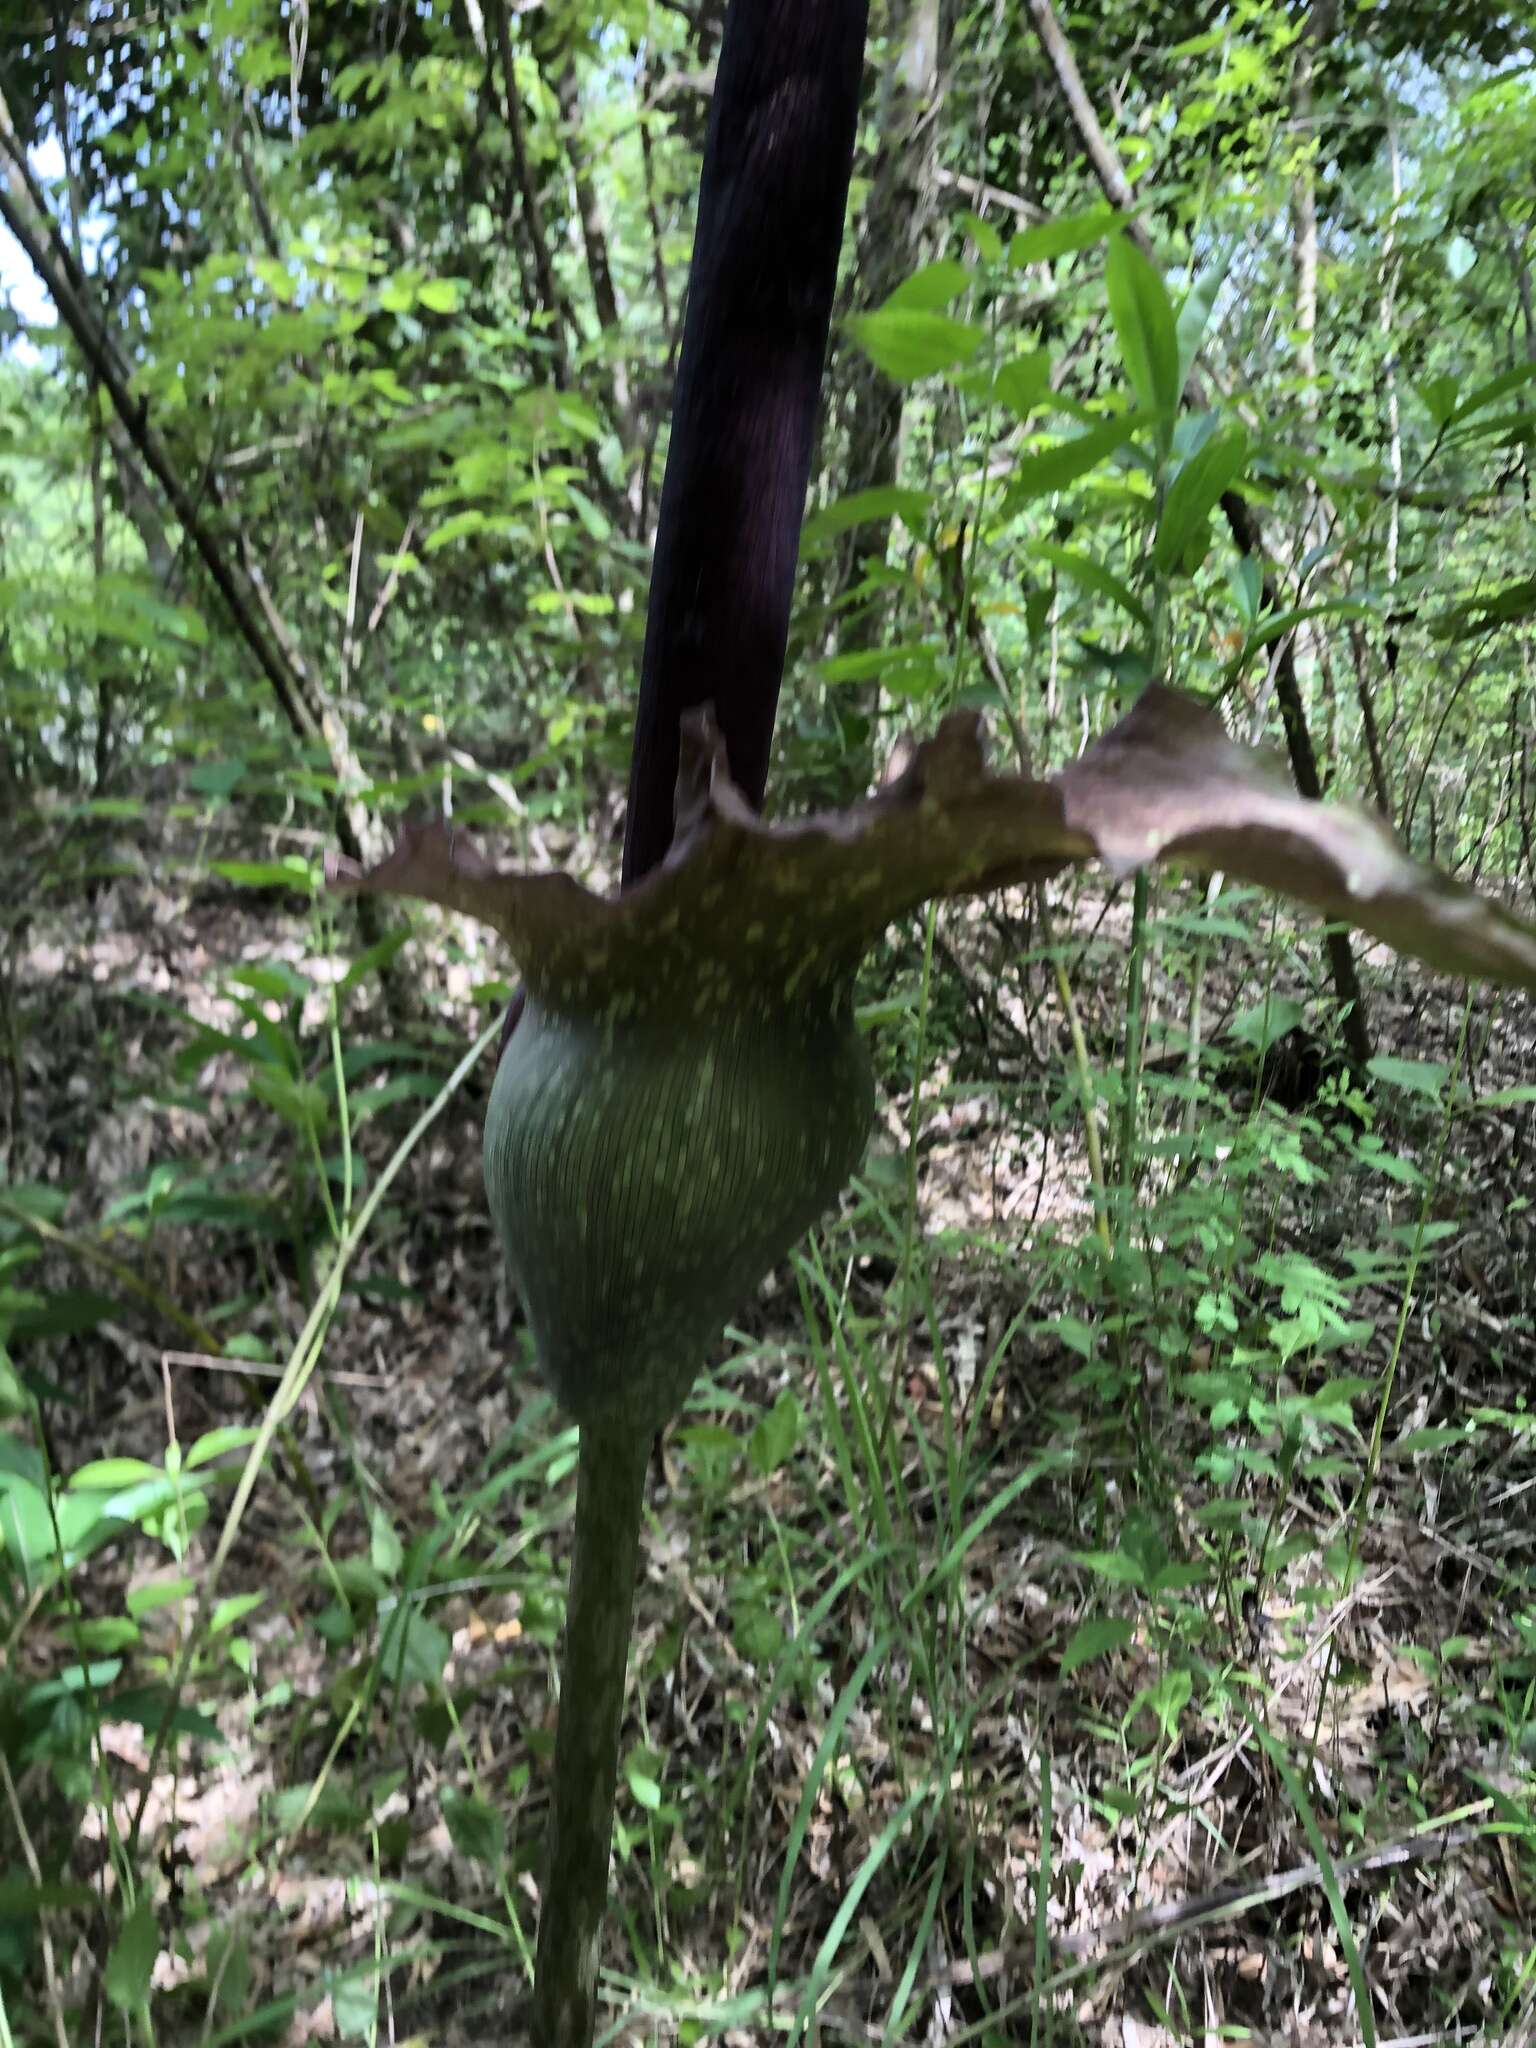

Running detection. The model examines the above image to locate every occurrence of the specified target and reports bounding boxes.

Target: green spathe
[483,981,874,1432]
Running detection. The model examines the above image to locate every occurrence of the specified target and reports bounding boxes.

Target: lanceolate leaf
[328,686,1536,1011]
[1106,235,1182,424]
[845,308,985,383]
[1153,425,1250,572]
[1035,541,1151,628]
[1428,572,1536,642]
[1000,413,1151,514]
[1175,252,1233,386]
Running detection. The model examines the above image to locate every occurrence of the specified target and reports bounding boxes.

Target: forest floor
[6,813,1536,2048]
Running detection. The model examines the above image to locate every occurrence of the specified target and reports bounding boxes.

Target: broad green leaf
[94,573,208,649]
[272,1782,368,1833]
[991,349,1050,422]
[624,1750,664,1812]
[0,1881,94,1915]
[731,1593,784,1664]
[127,1576,194,1616]
[187,758,246,801]
[416,278,462,313]
[1445,406,1536,450]
[1008,204,1116,268]
[104,1899,159,2013]
[802,486,931,545]
[1061,1616,1134,1674]
[1452,359,1536,422]
[1366,1056,1447,1101]
[817,642,942,697]
[1429,573,1536,642]
[882,258,972,313]
[341,926,413,991]
[70,1458,162,1490]
[748,1389,802,1475]
[1131,1666,1192,1737]
[1105,235,1181,425]
[229,960,309,1004]
[1153,424,1249,573]
[0,1475,54,1566]
[563,484,610,543]
[378,1608,449,1688]
[1175,252,1232,384]
[846,308,985,383]
[7,1289,120,1340]
[1418,374,1460,429]
[209,858,315,891]
[102,1687,221,1736]
[1227,996,1306,1052]
[1074,1547,1145,1588]
[441,1788,505,1863]
[1035,541,1150,628]
[184,1427,260,1468]
[957,210,1004,263]
[1232,599,1374,662]
[369,1506,404,1577]
[247,1069,330,1133]
[210,1591,267,1635]
[1000,412,1150,514]
[1389,1425,1468,1457]
[424,509,491,551]
[332,1973,381,2039]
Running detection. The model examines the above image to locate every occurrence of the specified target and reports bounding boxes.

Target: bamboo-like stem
[533,1421,652,2048]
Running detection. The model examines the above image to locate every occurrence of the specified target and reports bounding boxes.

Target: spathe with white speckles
[328,684,1536,1004]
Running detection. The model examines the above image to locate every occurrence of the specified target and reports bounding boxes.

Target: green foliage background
[1,1,1534,2042]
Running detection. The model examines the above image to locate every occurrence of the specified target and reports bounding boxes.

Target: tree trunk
[833,0,944,782]
[1222,492,1375,1073]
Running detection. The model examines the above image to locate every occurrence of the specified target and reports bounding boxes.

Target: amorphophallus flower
[330,682,1536,1441]
[327,680,1536,2040]
[324,2,1536,2040]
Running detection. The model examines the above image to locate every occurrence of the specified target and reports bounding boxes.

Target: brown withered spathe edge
[325,684,1536,1015]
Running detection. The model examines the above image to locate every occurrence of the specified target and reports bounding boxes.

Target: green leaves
[1429,572,1536,642]
[748,1390,803,1475]
[991,348,1051,422]
[882,258,973,312]
[1060,1615,1134,1674]
[1153,424,1249,573]
[999,412,1151,514]
[1175,252,1232,386]
[846,307,985,383]
[802,485,932,545]
[104,1898,159,2014]
[1106,235,1183,431]
[441,1788,505,1864]
[1007,203,1117,268]
[1035,540,1150,628]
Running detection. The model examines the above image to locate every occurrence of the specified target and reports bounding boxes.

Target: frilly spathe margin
[325,683,1536,1007]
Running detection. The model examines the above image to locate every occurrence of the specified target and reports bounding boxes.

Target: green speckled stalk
[532,1420,651,2048]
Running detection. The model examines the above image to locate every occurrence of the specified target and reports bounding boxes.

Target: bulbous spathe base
[483,982,874,1434]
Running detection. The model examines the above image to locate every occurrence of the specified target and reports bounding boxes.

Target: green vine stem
[533,1419,652,2048]
[1118,867,1151,1203]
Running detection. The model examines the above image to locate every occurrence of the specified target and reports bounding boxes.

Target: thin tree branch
[485,0,572,387]
[0,90,379,861]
